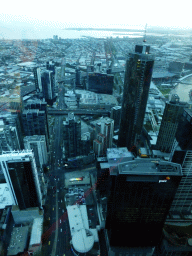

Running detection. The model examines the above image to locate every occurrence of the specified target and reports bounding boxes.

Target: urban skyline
[0,25,191,256]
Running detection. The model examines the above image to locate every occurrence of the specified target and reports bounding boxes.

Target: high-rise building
[105,159,182,255]
[33,67,42,92]
[0,118,21,153]
[169,108,192,214]
[22,109,49,152]
[156,94,188,153]
[92,117,114,156]
[24,99,49,140]
[81,132,91,156]
[0,150,42,210]
[75,67,81,86]
[41,70,56,104]
[46,61,55,72]
[24,135,48,169]
[63,113,81,158]
[61,58,66,79]
[0,112,24,150]
[88,72,114,95]
[118,45,154,151]
[110,106,121,130]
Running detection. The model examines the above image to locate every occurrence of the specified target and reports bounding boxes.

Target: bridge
[48,108,110,116]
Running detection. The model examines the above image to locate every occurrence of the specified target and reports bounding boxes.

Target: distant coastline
[63,28,144,32]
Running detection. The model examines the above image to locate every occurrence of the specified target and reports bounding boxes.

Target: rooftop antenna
[143,23,147,43]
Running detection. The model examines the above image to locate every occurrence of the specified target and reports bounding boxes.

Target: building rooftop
[118,159,182,176]
[29,217,43,247]
[107,147,132,160]
[7,226,29,256]
[0,183,13,209]
[67,204,96,253]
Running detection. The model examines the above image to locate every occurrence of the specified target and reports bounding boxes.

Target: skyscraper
[63,112,81,158]
[169,108,192,214]
[0,150,42,210]
[105,159,182,255]
[110,106,121,130]
[0,112,24,151]
[41,70,56,104]
[24,99,49,140]
[22,109,49,152]
[156,94,188,153]
[118,45,154,151]
[33,67,42,92]
[24,135,48,169]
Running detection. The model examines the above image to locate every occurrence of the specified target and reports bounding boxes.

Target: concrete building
[24,135,48,169]
[0,150,42,210]
[28,217,43,254]
[0,119,21,154]
[91,117,114,156]
[0,112,23,151]
[11,205,43,224]
[67,204,99,255]
[0,183,13,209]
[33,67,42,92]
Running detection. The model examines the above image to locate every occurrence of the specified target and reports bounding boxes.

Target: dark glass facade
[118,45,154,150]
[156,101,188,153]
[88,72,114,95]
[105,160,182,249]
[7,161,39,210]
[22,109,49,152]
[175,108,192,151]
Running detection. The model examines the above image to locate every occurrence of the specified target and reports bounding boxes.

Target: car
[60,220,61,223]
[60,229,62,232]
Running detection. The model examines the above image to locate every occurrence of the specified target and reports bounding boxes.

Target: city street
[43,83,73,256]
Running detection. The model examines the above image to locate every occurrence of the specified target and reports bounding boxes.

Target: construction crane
[143,23,147,43]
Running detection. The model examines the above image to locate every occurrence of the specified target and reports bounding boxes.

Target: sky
[1,0,192,30]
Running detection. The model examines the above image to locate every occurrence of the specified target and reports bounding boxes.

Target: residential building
[118,45,154,151]
[156,94,188,153]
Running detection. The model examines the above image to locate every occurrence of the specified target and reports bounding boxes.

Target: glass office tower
[105,159,182,250]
